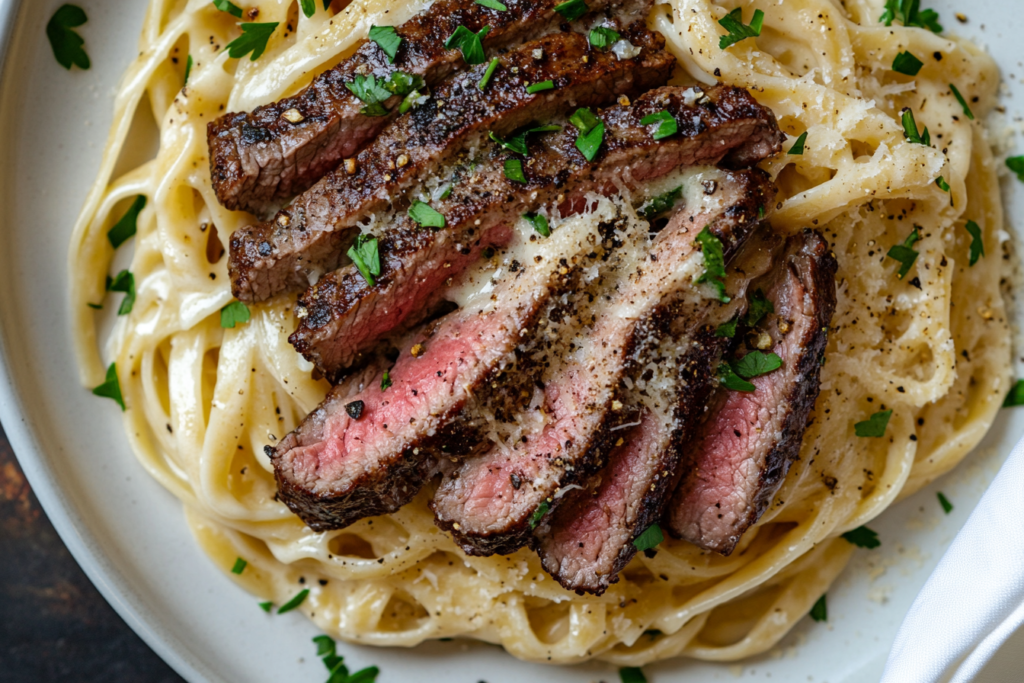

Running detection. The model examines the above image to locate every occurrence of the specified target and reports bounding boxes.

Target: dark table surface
[0,419,186,683]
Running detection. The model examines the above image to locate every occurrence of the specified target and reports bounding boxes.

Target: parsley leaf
[575,121,605,162]
[489,125,561,155]
[347,667,381,683]
[347,234,381,287]
[640,110,678,141]
[570,107,601,134]
[632,524,664,552]
[716,316,738,338]
[745,289,775,326]
[880,0,942,33]
[476,0,508,9]
[733,351,782,380]
[184,54,193,84]
[892,51,923,76]
[107,195,146,248]
[478,57,499,91]
[504,158,527,183]
[92,363,125,411]
[212,0,243,18]
[900,108,929,145]
[258,601,273,612]
[523,213,550,237]
[842,526,881,549]
[408,200,446,229]
[810,594,827,622]
[47,5,90,71]
[937,492,953,514]
[231,557,247,574]
[694,226,729,303]
[313,634,336,657]
[935,176,950,193]
[345,74,393,117]
[529,501,550,529]
[589,27,620,50]
[639,186,683,219]
[526,80,554,94]
[220,300,251,328]
[299,0,316,17]
[788,131,808,155]
[964,220,984,266]
[226,22,279,61]
[949,83,974,120]
[854,409,892,438]
[444,25,491,65]
[620,667,647,683]
[369,25,401,63]
[108,270,136,315]
[887,227,921,279]
[554,0,589,22]
[719,363,755,392]
[277,588,309,614]
[1005,380,1024,407]
[1007,156,1024,182]
[380,369,392,391]
[718,7,764,50]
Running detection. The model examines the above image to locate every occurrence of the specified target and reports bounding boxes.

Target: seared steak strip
[665,230,838,555]
[431,169,778,556]
[291,85,785,379]
[209,0,650,215]
[229,23,674,303]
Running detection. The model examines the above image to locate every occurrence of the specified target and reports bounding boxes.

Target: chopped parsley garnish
[226,22,279,61]
[526,80,554,94]
[299,0,316,17]
[314,634,336,657]
[715,316,738,338]
[554,0,589,22]
[1007,156,1024,182]
[184,54,193,84]
[937,492,953,514]
[842,525,881,549]
[935,176,950,193]
[733,350,782,380]
[589,27,620,50]
[570,108,605,162]
[632,524,664,552]
[444,25,491,65]
[408,200,446,229]
[1004,380,1024,407]
[523,213,550,237]
[258,601,273,612]
[107,195,146,248]
[212,0,243,18]
[880,0,942,33]
[964,220,984,266]
[92,363,125,411]
[369,25,401,63]
[108,270,136,315]
[277,588,309,614]
[949,83,974,120]
[489,125,561,155]
[380,369,392,391]
[231,557,247,574]
[87,302,103,310]
[788,131,808,155]
[345,74,393,117]
[887,227,921,279]
[639,186,682,219]
[901,108,930,146]
[639,110,678,141]
[619,667,647,683]
[719,363,755,393]
[347,234,381,287]
[854,409,892,438]
[570,107,601,133]
[718,7,764,50]
[745,289,775,326]
[47,5,90,71]
[478,57,499,91]
[892,51,923,76]
[504,158,527,183]
[221,301,251,328]
[345,400,365,419]
[476,0,508,9]
[694,226,729,303]
[347,667,381,683]
[529,501,550,529]
[810,594,827,622]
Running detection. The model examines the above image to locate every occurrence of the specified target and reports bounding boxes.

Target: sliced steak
[270,211,621,531]
[229,23,674,303]
[209,0,650,215]
[291,85,785,379]
[431,169,778,556]
[665,230,838,555]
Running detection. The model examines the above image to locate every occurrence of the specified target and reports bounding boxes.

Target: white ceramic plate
[2,1,1023,681]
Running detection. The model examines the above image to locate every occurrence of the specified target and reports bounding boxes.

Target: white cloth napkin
[880,436,1024,683]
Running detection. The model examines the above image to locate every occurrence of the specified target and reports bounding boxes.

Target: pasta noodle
[69,0,1012,665]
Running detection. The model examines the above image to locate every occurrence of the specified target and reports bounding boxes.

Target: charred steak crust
[290,85,785,379]
[665,229,838,555]
[208,0,647,215]
[228,24,674,303]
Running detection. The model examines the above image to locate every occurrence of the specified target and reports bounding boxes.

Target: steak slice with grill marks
[290,85,785,380]
[431,169,778,556]
[665,230,838,555]
[209,0,651,215]
[533,230,782,595]
[229,23,674,303]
